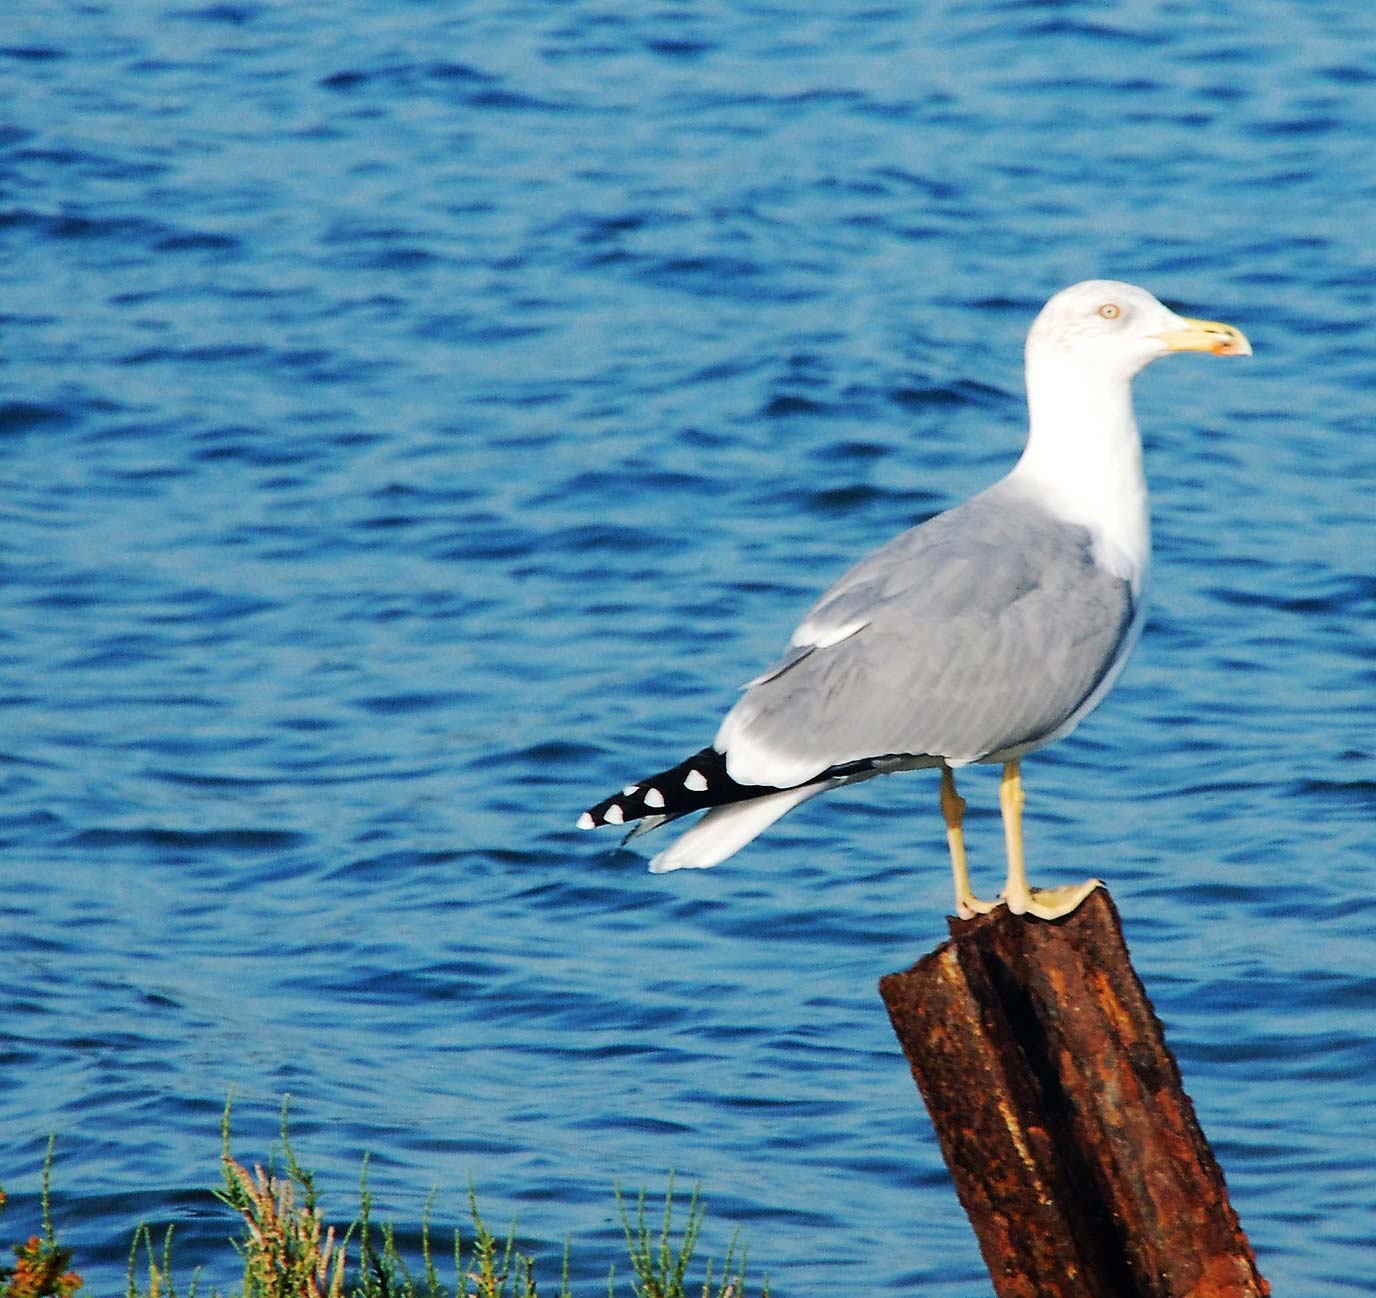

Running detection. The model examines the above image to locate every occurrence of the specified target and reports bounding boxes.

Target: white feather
[713,716,830,789]
[647,783,831,873]
[790,616,869,650]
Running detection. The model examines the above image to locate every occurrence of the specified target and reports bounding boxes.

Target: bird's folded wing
[717,484,1135,788]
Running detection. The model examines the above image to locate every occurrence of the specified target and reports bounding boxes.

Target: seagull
[577,281,1251,920]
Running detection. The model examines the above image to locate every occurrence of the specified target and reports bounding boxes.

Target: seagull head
[1026,280,1252,382]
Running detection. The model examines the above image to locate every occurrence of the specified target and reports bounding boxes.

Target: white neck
[1010,356,1151,596]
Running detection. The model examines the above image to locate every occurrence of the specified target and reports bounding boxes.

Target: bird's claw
[1004,877,1103,920]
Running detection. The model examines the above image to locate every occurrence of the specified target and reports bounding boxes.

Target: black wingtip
[579,746,778,830]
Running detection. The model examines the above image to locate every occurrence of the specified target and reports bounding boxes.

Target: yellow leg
[941,766,999,920]
[999,759,1101,920]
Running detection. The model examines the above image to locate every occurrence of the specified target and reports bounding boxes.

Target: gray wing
[716,478,1136,788]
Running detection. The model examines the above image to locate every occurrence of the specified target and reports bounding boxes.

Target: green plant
[0,1138,83,1298]
[126,1224,193,1298]
[616,1178,764,1298]
[213,1103,347,1298]
[13,1110,768,1298]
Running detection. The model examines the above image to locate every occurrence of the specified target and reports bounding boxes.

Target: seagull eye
[1098,303,1121,320]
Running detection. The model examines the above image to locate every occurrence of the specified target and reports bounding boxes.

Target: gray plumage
[719,476,1135,788]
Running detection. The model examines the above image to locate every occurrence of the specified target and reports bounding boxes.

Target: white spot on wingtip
[576,811,595,830]
[644,787,665,809]
[622,784,639,796]
[685,769,708,792]
[604,804,625,825]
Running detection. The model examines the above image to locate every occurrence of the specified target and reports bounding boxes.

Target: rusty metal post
[879,887,1268,1298]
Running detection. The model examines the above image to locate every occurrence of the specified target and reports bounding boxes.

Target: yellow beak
[1155,315,1252,357]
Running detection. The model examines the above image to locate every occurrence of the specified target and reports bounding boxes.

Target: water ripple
[1,3,1372,1295]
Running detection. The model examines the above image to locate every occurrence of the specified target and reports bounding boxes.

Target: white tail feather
[647,783,830,873]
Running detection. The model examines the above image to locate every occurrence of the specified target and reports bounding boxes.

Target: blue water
[2,2,1374,1293]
